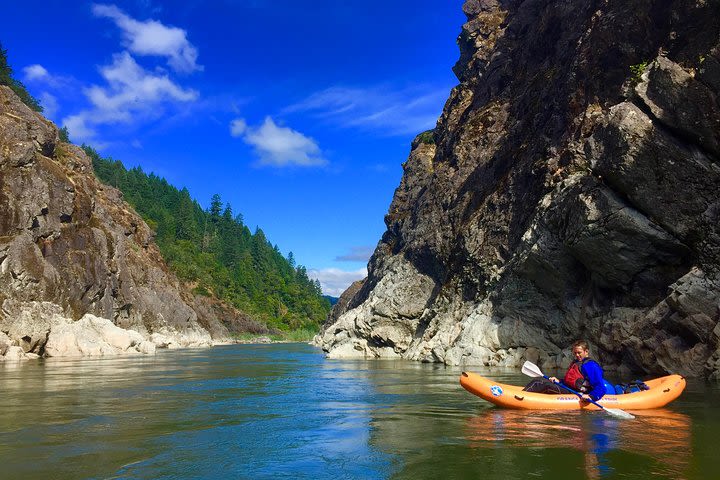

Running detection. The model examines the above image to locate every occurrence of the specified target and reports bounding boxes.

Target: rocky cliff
[0,85,263,360]
[317,0,720,378]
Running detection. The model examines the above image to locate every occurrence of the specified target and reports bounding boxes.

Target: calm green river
[1,343,717,479]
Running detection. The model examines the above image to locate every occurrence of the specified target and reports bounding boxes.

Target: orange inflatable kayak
[460,371,686,410]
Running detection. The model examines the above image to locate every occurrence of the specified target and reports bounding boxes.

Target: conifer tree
[209,194,223,221]
[287,251,296,268]
[176,188,199,241]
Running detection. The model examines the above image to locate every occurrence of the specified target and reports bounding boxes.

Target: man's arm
[582,361,606,401]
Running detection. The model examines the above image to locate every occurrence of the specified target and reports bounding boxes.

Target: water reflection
[465,408,691,479]
[0,346,712,480]
[0,345,397,480]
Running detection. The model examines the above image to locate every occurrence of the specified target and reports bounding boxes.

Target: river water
[1,343,717,479]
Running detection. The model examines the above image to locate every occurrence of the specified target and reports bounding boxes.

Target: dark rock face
[318,0,720,378]
[0,86,260,356]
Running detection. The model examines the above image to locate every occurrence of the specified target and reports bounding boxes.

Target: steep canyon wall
[318,0,720,378]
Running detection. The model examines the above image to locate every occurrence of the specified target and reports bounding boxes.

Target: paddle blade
[604,408,635,420]
[521,361,544,378]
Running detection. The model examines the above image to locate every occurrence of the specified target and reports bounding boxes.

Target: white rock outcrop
[0,298,215,361]
[44,314,147,357]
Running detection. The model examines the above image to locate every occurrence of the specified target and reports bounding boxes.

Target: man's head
[572,340,590,360]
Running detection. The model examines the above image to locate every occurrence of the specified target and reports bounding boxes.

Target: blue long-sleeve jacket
[579,359,606,401]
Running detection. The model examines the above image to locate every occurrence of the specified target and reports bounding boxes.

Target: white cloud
[21,64,74,91]
[89,52,197,113]
[285,84,448,136]
[92,3,202,73]
[23,64,49,81]
[308,267,367,297]
[63,114,97,141]
[62,52,198,142]
[230,116,327,167]
[50,6,200,144]
[39,92,59,119]
[229,118,247,137]
[334,246,375,262]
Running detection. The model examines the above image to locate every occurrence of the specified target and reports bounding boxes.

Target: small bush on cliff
[417,130,436,145]
[629,61,649,86]
[0,42,43,112]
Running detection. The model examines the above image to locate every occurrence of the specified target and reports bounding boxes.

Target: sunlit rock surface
[0,85,256,359]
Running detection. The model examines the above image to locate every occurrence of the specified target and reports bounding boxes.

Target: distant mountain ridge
[323,295,339,306]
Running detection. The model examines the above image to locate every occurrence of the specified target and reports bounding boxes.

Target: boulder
[0,300,68,353]
[0,331,11,356]
[635,56,720,157]
[3,346,29,362]
[44,314,150,357]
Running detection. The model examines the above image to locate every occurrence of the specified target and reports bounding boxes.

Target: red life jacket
[564,358,590,391]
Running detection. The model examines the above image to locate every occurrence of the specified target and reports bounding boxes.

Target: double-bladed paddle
[521,360,635,420]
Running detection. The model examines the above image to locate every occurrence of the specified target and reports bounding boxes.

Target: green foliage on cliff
[59,126,70,142]
[82,145,331,332]
[629,61,649,86]
[417,130,435,145]
[0,42,43,112]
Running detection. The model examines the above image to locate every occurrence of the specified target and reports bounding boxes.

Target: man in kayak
[523,340,606,402]
[550,340,606,402]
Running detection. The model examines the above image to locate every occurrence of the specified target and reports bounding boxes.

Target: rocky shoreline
[0,300,210,361]
[0,300,293,362]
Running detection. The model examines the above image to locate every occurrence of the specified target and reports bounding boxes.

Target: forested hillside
[83,146,331,333]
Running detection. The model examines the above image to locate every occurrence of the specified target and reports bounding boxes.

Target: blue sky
[2,1,465,296]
